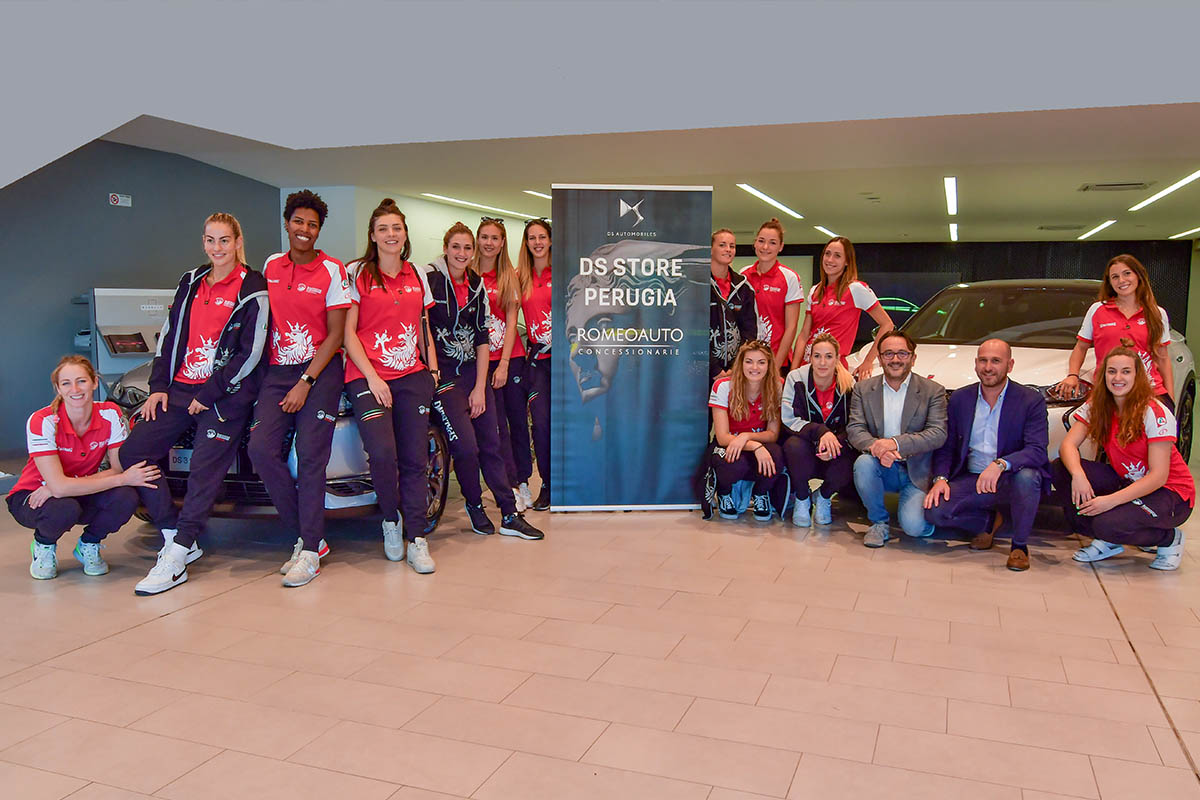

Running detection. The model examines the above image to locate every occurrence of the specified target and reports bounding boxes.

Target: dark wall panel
[0,140,279,453]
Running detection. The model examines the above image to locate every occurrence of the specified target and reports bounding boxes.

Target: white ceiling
[103,103,1200,244]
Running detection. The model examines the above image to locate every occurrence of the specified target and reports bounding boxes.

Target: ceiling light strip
[523,190,553,200]
[1128,168,1200,211]
[949,223,958,242]
[420,193,538,219]
[944,177,958,216]
[1168,225,1200,240]
[1077,219,1117,240]
[813,226,839,239]
[736,183,804,219]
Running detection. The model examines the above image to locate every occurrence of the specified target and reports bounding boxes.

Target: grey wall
[0,140,279,454]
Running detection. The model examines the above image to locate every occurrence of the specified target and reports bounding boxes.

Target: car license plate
[168,449,237,474]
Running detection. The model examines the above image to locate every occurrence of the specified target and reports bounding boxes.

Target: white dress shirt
[881,373,911,441]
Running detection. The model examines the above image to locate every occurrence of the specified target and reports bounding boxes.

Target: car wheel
[1176,380,1194,464]
[424,425,450,534]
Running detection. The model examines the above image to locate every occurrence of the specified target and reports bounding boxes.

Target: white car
[852,279,1195,462]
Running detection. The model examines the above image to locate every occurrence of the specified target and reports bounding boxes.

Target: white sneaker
[29,541,57,580]
[791,496,812,527]
[162,528,203,565]
[280,537,330,574]
[282,550,321,587]
[513,488,527,512]
[1150,529,1185,571]
[518,482,533,511]
[382,520,405,562]
[73,541,108,576]
[1073,539,1125,563]
[406,537,435,574]
[814,493,833,525]
[135,542,189,596]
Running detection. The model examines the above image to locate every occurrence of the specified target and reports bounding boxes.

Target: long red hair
[1086,342,1157,453]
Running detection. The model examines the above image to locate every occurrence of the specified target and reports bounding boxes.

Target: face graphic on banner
[566,240,706,408]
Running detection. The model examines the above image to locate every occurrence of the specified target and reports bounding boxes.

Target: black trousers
[8,487,139,545]
[1051,459,1190,548]
[527,355,551,490]
[488,357,532,487]
[709,441,785,494]
[924,468,1044,548]
[347,372,434,543]
[781,431,855,501]
[247,360,344,552]
[119,382,254,549]
[433,367,517,517]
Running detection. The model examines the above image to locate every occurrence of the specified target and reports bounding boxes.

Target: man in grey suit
[847,330,947,547]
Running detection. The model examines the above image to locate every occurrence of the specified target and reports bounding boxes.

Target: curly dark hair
[283,190,328,227]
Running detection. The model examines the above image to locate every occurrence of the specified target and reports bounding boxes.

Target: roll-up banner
[551,184,713,510]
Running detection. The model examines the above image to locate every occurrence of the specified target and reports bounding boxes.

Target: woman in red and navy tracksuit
[426,223,544,540]
[782,333,857,528]
[8,356,159,580]
[790,237,894,380]
[474,217,533,512]
[344,199,439,574]
[710,228,758,383]
[517,218,552,511]
[708,341,785,522]
[120,212,268,596]
[248,190,351,588]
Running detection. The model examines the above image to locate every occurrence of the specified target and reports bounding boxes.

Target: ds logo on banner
[618,198,645,228]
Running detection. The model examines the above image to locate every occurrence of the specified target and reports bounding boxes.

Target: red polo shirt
[740,261,804,357]
[11,402,128,495]
[481,269,526,361]
[802,280,880,365]
[1074,400,1194,505]
[264,250,351,366]
[1078,300,1172,394]
[174,266,247,384]
[522,265,552,359]
[709,376,779,434]
[346,261,434,382]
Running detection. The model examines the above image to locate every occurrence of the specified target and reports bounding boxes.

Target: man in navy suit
[924,339,1051,571]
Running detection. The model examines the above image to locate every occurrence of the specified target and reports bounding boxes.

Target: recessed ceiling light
[813,226,839,238]
[1128,167,1200,211]
[523,190,553,200]
[1169,224,1200,240]
[420,193,538,219]
[949,222,959,242]
[736,183,804,219]
[944,177,958,216]
[1077,219,1117,240]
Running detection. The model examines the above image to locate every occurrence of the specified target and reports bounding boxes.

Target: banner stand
[551,184,713,511]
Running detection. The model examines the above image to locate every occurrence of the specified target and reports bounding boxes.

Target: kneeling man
[924,339,1050,571]
[848,330,947,547]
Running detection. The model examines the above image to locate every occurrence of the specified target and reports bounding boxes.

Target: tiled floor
[2,483,1200,799]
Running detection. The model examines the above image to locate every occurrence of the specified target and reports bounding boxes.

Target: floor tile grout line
[147,743,227,796]
[467,748,517,798]
[1091,562,1200,778]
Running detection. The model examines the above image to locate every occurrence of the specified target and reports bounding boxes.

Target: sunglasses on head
[480,216,504,225]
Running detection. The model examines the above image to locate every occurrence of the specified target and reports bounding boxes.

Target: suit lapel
[900,376,921,432]
[996,382,1018,455]
[868,378,885,430]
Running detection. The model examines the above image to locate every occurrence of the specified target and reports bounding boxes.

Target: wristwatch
[992,458,1009,471]
[299,373,316,386]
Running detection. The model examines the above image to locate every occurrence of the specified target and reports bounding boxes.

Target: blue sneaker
[814,494,833,525]
[717,494,739,520]
[752,493,772,522]
[791,496,811,527]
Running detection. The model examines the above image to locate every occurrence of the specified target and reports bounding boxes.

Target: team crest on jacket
[181,336,218,381]
[373,325,419,371]
[439,324,477,364]
[530,310,553,346]
[1121,461,1147,481]
[274,321,315,365]
[711,317,741,362]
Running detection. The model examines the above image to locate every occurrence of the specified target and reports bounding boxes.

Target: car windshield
[902,284,1098,349]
